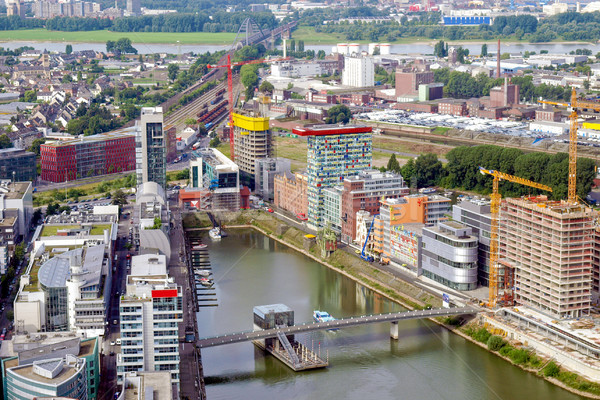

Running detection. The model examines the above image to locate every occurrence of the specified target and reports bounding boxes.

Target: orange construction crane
[539,89,600,203]
[479,167,552,308]
[207,55,288,160]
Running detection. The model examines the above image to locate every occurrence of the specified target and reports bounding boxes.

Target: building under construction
[499,196,597,319]
[232,109,272,185]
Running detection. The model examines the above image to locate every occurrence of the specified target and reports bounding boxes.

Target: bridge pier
[390,321,399,340]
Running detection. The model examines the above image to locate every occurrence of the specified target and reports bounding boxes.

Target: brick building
[273,171,308,216]
[40,129,136,182]
[438,99,467,116]
[395,68,434,97]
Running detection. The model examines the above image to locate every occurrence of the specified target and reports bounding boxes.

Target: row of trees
[67,103,122,136]
[382,146,596,201]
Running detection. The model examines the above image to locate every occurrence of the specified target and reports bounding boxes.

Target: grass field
[0,29,237,45]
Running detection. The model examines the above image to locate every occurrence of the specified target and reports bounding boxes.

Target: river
[194,229,585,400]
[0,40,599,55]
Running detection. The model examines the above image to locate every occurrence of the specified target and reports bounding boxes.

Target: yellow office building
[232,110,272,178]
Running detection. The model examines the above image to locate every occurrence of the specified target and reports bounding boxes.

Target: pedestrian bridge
[197,306,477,348]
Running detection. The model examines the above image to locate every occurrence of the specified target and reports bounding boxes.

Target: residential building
[322,186,343,232]
[421,221,478,291]
[255,158,291,201]
[373,195,450,263]
[342,56,375,87]
[232,110,272,183]
[340,170,408,243]
[453,199,493,287]
[271,61,321,78]
[40,128,136,182]
[273,171,308,216]
[136,107,166,189]
[1,335,100,400]
[136,182,171,263]
[189,148,240,211]
[499,197,596,318]
[293,125,372,227]
[0,148,36,182]
[117,253,183,387]
[438,99,467,116]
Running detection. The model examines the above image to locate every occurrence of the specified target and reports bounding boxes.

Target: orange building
[273,171,308,216]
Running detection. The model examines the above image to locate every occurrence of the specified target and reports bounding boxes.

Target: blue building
[442,16,491,26]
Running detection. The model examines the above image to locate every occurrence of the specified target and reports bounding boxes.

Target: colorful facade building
[40,128,136,182]
[293,125,372,227]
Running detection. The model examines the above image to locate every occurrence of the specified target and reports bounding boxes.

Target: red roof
[293,125,372,137]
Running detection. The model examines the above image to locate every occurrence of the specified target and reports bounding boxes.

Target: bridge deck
[197,306,477,348]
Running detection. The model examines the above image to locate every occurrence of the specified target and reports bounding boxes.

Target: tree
[414,153,443,187]
[46,202,60,216]
[325,105,352,124]
[298,40,304,52]
[65,44,72,55]
[373,46,380,56]
[387,154,401,173]
[0,134,12,149]
[584,79,591,90]
[210,136,220,147]
[317,50,326,59]
[481,43,488,57]
[401,158,415,183]
[259,80,274,94]
[289,39,296,53]
[167,63,179,81]
[434,40,447,58]
[32,209,43,225]
[23,90,37,102]
[112,189,128,206]
[185,118,197,126]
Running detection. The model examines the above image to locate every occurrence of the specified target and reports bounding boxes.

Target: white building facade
[342,56,375,88]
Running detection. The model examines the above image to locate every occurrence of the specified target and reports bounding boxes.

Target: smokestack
[497,39,501,79]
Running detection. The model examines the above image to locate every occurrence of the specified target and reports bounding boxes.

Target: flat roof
[42,126,136,147]
[292,124,372,136]
[0,181,31,199]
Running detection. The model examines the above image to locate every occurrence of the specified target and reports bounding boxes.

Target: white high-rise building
[342,56,375,87]
[136,107,166,189]
[117,254,183,388]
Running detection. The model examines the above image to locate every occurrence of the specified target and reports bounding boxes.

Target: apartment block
[273,171,308,216]
[232,111,272,182]
[322,186,343,232]
[421,221,478,291]
[293,125,372,227]
[41,128,135,183]
[395,69,434,97]
[117,254,183,387]
[342,56,375,87]
[499,197,596,319]
[340,170,408,243]
[452,199,494,287]
[255,158,291,201]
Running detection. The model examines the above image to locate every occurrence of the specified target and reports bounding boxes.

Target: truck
[192,142,201,150]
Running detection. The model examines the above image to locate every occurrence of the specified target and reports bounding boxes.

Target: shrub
[508,348,530,365]
[473,327,492,343]
[499,345,514,356]
[487,335,506,351]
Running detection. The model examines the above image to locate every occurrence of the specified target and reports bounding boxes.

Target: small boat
[209,228,221,241]
[199,277,213,287]
[196,269,210,277]
[192,244,207,250]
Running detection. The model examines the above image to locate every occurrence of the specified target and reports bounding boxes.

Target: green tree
[167,63,179,81]
[481,43,488,57]
[298,40,304,52]
[414,153,443,187]
[23,90,37,102]
[317,50,326,59]
[112,189,128,206]
[542,361,560,377]
[259,80,274,94]
[0,134,12,149]
[210,137,220,147]
[289,39,296,53]
[434,40,447,58]
[487,335,505,351]
[387,153,401,173]
[325,105,352,124]
[65,44,73,55]
[240,64,260,100]
[401,158,416,183]
[184,118,197,126]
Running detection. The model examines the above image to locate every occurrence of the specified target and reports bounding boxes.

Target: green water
[195,229,585,400]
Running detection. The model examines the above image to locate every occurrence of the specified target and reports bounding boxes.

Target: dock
[189,238,217,309]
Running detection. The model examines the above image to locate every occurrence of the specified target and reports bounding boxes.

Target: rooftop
[293,124,372,136]
[506,196,599,219]
[41,126,136,147]
[7,355,84,384]
[0,181,31,199]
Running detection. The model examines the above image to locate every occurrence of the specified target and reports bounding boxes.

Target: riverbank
[0,29,236,44]
[184,210,600,398]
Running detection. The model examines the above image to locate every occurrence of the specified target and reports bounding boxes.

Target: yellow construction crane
[539,89,600,203]
[479,167,553,307]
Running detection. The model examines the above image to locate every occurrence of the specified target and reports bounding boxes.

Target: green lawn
[0,29,237,45]
[90,224,112,235]
[41,225,79,236]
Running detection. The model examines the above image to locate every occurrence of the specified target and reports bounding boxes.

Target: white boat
[196,270,210,277]
[199,277,213,287]
[209,228,221,241]
[192,244,207,250]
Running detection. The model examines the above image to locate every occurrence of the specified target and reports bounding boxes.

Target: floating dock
[189,238,217,309]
